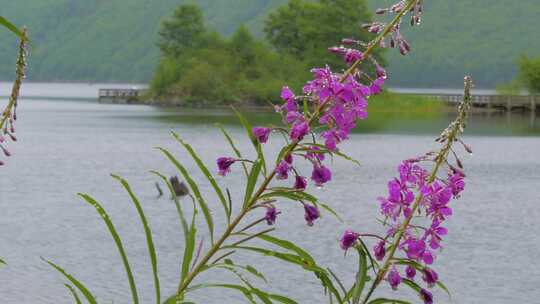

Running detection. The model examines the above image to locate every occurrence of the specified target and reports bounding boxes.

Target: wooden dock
[98,88,145,104]
[419,93,539,112]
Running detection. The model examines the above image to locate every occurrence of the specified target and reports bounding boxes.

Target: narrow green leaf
[436,281,451,298]
[402,278,422,293]
[112,174,160,304]
[256,234,315,265]
[319,203,343,222]
[216,123,249,177]
[77,193,139,304]
[0,16,23,39]
[269,293,299,304]
[158,147,214,243]
[232,107,267,174]
[251,288,273,304]
[197,284,257,304]
[259,189,317,204]
[171,132,230,220]
[351,246,368,304]
[0,257,6,265]
[181,210,197,285]
[243,160,262,209]
[43,258,97,304]
[64,284,82,304]
[245,265,267,282]
[367,298,411,304]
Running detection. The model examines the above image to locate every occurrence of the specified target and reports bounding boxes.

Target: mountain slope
[0,0,538,88]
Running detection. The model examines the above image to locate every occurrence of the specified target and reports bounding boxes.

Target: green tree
[264,0,383,69]
[518,55,540,94]
[158,4,206,58]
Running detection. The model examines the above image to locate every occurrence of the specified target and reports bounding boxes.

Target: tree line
[149,0,383,105]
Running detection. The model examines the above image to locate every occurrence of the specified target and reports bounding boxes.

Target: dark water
[1,98,539,303]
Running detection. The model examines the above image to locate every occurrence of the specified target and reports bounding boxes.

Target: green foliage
[150,4,310,105]
[517,55,540,94]
[264,0,384,70]
[158,4,206,58]
[0,0,538,86]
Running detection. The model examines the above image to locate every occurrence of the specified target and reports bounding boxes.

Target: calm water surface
[1,94,539,303]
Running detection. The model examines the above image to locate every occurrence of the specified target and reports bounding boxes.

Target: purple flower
[344,49,363,65]
[252,127,271,144]
[281,86,297,113]
[284,153,293,164]
[387,266,401,290]
[374,241,386,261]
[290,121,310,141]
[422,268,438,288]
[448,172,465,197]
[276,161,291,180]
[340,230,359,251]
[406,265,416,280]
[311,165,332,186]
[420,288,433,304]
[265,206,277,225]
[294,175,307,190]
[217,157,236,176]
[303,204,319,226]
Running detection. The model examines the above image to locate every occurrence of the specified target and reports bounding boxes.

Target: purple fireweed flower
[252,127,271,143]
[311,165,332,186]
[276,161,291,180]
[374,240,386,261]
[424,219,448,250]
[290,121,310,141]
[406,265,416,280]
[448,171,465,197]
[420,288,433,304]
[294,175,307,190]
[284,153,293,164]
[388,266,401,290]
[345,49,363,65]
[303,204,320,226]
[217,157,236,176]
[422,268,439,288]
[340,230,360,251]
[265,206,277,225]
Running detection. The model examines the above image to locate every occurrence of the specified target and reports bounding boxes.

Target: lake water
[0,86,539,303]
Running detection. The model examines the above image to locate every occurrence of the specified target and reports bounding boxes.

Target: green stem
[360,77,472,304]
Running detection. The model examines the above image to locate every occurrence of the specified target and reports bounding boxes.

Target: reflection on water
[0,98,539,303]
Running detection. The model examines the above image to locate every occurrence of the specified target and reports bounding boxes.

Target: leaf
[256,234,315,265]
[64,284,82,304]
[245,265,267,282]
[0,257,6,265]
[319,203,343,222]
[269,293,299,304]
[216,123,249,177]
[157,147,214,243]
[172,132,230,220]
[0,16,24,39]
[232,107,267,174]
[181,209,198,285]
[351,246,368,304]
[196,283,257,304]
[259,189,317,204]
[401,278,422,293]
[43,258,98,304]
[112,174,160,304]
[367,298,411,304]
[243,160,262,209]
[78,193,139,304]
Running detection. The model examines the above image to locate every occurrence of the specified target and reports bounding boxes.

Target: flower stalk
[360,76,473,304]
[174,0,423,299]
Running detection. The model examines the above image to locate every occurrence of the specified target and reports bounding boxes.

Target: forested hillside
[0,0,538,87]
